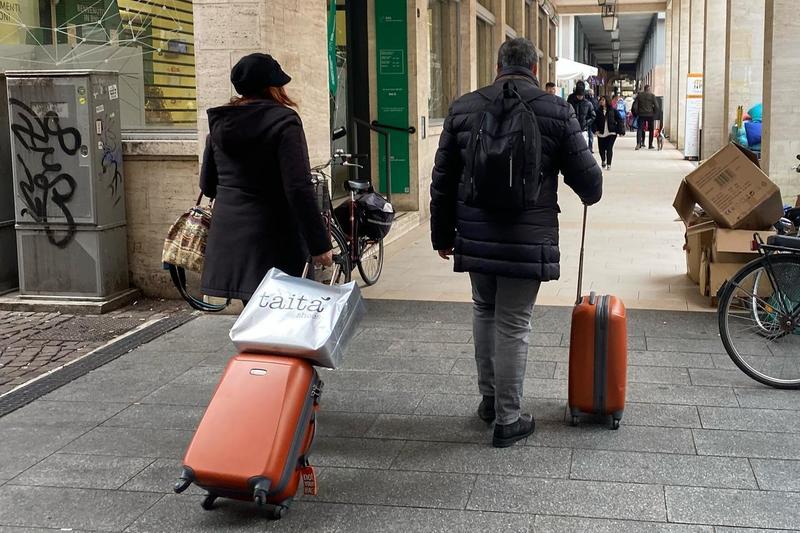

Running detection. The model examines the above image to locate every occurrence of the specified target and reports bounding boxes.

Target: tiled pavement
[0,300,187,396]
[1,299,799,532]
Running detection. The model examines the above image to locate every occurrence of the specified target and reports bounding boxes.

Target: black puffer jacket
[430,68,603,280]
[572,98,596,131]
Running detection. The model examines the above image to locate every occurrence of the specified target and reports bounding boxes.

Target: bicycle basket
[311,173,331,213]
[356,192,395,241]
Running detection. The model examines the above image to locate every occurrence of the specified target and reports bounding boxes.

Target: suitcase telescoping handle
[302,261,341,286]
[576,204,588,305]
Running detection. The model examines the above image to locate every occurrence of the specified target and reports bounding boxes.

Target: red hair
[230,86,297,108]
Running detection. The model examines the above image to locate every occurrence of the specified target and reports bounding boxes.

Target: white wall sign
[684,73,703,160]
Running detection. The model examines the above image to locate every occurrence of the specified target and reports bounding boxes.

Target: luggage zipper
[271,371,320,497]
[593,296,609,414]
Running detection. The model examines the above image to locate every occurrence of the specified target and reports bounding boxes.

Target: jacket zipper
[509,153,513,188]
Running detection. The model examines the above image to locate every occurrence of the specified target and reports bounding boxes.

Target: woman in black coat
[593,96,620,170]
[199,53,332,303]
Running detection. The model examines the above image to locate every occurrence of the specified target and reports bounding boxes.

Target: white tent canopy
[556,58,598,81]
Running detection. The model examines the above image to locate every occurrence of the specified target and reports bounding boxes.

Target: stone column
[663,2,672,136]
[463,0,479,93]
[542,12,551,85]
[193,0,330,164]
[724,0,764,142]
[701,0,727,159]
[762,0,800,198]
[668,0,680,140]
[676,0,690,150]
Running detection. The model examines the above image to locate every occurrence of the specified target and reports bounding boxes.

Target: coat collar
[495,66,540,87]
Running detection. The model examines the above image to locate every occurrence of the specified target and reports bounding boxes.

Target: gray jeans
[470,273,541,425]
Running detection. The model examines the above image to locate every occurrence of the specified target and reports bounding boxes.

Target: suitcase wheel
[174,477,192,494]
[611,418,621,430]
[201,494,217,511]
[570,415,579,427]
[254,490,268,507]
[270,504,289,520]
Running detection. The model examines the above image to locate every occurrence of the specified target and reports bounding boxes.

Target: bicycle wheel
[717,254,800,389]
[315,225,351,285]
[357,237,384,286]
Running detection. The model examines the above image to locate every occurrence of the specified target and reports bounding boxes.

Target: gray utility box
[5,71,129,298]
[0,75,18,295]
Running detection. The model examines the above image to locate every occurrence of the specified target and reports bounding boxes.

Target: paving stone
[39,371,166,403]
[528,332,564,347]
[139,381,216,407]
[627,383,738,407]
[357,327,472,344]
[309,467,475,509]
[570,449,757,489]
[120,458,204,495]
[8,453,154,490]
[713,528,798,533]
[468,476,665,521]
[527,421,696,454]
[102,403,205,431]
[0,425,91,478]
[313,437,405,469]
[0,399,125,428]
[698,406,800,433]
[0,485,161,531]
[317,370,476,394]
[622,403,701,428]
[628,351,715,368]
[645,337,730,354]
[693,429,800,460]
[734,388,800,410]
[750,459,800,492]
[528,346,570,362]
[123,493,264,533]
[451,358,556,379]
[689,368,774,389]
[317,411,378,438]
[61,427,193,459]
[532,515,714,533]
[384,341,474,358]
[665,486,800,529]
[320,389,423,415]
[269,501,534,532]
[413,393,567,421]
[392,441,571,478]
[366,414,493,444]
[338,354,457,374]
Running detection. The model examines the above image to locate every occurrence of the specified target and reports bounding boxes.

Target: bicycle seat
[767,234,800,250]
[347,180,371,192]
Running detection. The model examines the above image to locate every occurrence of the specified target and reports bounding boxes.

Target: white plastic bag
[229,268,364,368]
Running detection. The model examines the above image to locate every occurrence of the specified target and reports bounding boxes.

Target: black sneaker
[648,145,655,150]
[477,396,495,423]
[492,414,535,448]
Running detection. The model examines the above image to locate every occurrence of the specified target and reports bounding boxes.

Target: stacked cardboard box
[674,143,784,302]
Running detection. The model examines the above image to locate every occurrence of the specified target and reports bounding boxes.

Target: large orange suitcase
[568,207,628,429]
[174,353,321,519]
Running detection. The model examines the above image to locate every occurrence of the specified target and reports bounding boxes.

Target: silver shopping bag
[229,267,364,368]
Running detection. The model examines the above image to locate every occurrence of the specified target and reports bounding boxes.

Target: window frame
[427,0,462,126]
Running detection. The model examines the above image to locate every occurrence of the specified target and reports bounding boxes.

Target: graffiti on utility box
[9,98,80,248]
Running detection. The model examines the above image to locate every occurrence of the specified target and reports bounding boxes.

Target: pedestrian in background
[430,38,603,448]
[199,53,333,306]
[545,81,557,95]
[633,84,660,150]
[594,96,619,170]
[571,86,596,148]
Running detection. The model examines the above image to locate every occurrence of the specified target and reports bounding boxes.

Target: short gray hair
[497,38,539,69]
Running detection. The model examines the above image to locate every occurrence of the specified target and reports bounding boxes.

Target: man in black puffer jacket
[430,38,602,448]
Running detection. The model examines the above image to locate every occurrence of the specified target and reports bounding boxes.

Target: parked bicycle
[309,131,389,287]
[716,155,800,389]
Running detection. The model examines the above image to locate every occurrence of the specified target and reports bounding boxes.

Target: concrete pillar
[762,0,800,198]
[724,0,764,138]
[677,0,690,150]
[193,1,329,164]
[663,2,672,136]
[668,0,680,140]
[542,13,551,85]
[688,0,705,73]
[701,0,727,159]
[463,0,478,93]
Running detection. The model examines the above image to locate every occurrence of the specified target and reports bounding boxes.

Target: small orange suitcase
[174,353,321,519]
[568,207,628,429]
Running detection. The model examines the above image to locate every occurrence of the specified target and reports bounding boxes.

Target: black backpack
[465,81,543,211]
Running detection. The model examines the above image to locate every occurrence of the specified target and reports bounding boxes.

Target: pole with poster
[684,73,703,160]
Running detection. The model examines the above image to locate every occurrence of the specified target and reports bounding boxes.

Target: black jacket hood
[207,101,295,155]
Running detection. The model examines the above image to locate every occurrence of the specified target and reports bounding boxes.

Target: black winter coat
[430,68,603,280]
[199,101,331,301]
[593,106,620,135]
[571,98,596,131]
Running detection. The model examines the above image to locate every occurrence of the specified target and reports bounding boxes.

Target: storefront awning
[556,58,598,82]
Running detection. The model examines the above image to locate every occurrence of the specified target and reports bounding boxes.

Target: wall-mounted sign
[684,73,703,160]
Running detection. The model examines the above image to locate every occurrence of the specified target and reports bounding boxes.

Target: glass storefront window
[0,0,197,130]
[428,0,459,120]
[476,16,494,88]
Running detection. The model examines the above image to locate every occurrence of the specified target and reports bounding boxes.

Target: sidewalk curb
[0,312,197,418]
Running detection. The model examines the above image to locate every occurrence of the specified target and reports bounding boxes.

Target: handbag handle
[167,264,229,312]
[196,192,214,208]
[302,261,341,286]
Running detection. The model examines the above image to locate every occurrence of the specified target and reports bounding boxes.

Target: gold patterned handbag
[162,193,228,312]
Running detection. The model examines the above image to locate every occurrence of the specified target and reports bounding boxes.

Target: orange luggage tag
[301,465,317,496]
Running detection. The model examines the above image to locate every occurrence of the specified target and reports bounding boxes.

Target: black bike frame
[752,234,800,321]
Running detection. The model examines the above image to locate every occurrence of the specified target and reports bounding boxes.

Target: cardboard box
[673,143,784,230]
[699,250,710,296]
[684,221,714,283]
[708,261,745,298]
[711,228,775,263]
